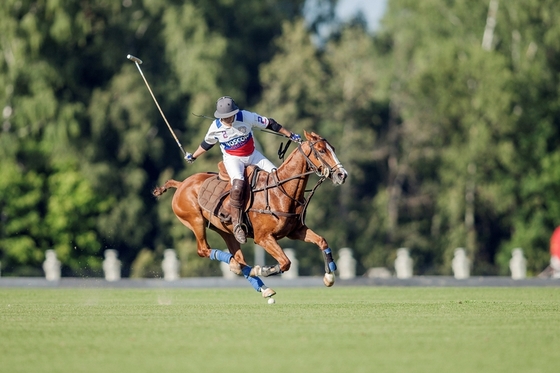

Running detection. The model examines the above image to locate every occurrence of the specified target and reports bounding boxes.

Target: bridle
[298,138,344,179]
[248,138,343,224]
[254,138,342,191]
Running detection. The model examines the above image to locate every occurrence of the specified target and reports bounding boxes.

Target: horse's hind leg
[176,214,274,297]
[215,230,276,298]
[176,216,218,260]
[212,229,246,275]
[174,215,238,270]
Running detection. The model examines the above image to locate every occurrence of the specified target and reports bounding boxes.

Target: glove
[184,152,196,163]
[290,133,302,143]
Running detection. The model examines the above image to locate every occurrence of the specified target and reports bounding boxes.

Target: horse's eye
[314,145,326,154]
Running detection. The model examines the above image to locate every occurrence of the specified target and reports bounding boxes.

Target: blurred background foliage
[1,0,559,278]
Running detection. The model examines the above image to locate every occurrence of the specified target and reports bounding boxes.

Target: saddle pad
[198,175,231,217]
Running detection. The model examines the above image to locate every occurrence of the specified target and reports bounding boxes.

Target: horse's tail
[153,179,182,197]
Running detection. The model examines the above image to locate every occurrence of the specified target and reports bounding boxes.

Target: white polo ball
[268,297,275,304]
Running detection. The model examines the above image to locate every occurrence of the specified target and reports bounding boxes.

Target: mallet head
[127,54,143,64]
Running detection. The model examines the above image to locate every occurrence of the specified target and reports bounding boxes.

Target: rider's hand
[184,152,196,163]
[290,133,302,143]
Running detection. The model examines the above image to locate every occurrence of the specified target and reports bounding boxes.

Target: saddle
[197,162,262,226]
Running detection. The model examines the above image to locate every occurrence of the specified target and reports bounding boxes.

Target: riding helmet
[214,96,240,118]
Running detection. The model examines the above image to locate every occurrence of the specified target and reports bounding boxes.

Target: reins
[248,139,332,225]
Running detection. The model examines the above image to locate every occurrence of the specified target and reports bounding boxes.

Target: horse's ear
[303,130,318,141]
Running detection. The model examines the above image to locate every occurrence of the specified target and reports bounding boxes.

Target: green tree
[0,0,318,277]
[0,0,119,275]
[257,0,560,278]
[369,0,560,275]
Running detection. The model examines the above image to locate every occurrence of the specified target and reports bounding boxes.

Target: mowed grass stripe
[1,287,558,373]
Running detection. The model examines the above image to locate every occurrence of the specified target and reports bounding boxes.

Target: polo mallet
[126,54,186,156]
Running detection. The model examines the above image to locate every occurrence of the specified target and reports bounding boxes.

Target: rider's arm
[278,127,293,138]
[192,142,213,159]
[267,118,296,139]
[266,117,283,132]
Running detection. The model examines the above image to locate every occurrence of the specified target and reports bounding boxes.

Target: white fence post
[43,250,61,281]
[395,248,413,279]
[219,250,237,280]
[509,248,527,280]
[162,249,180,281]
[338,247,356,279]
[254,244,265,267]
[452,248,470,279]
[103,249,121,281]
[282,248,299,279]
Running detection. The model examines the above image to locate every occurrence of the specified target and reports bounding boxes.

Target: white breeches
[223,150,276,183]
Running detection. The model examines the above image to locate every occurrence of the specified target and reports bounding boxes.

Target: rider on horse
[184,96,301,244]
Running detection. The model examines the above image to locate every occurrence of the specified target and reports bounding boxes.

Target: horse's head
[300,130,348,185]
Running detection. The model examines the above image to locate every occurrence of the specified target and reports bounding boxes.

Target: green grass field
[1,287,559,373]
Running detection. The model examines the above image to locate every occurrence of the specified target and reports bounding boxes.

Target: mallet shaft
[126,54,186,156]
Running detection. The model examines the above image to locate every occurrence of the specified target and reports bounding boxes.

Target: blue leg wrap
[210,249,233,264]
[242,266,264,292]
[324,248,337,272]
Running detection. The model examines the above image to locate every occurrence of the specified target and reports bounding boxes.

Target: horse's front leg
[288,225,337,287]
[250,235,291,278]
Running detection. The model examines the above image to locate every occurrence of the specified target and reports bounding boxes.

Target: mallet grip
[127,54,143,65]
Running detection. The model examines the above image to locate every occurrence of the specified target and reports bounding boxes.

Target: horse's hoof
[260,264,282,277]
[229,259,242,275]
[249,265,262,277]
[323,273,335,287]
[261,287,276,298]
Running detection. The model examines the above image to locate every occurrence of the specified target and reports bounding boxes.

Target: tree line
[1,0,559,278]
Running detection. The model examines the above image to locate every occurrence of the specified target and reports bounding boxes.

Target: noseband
[298,139,344,179]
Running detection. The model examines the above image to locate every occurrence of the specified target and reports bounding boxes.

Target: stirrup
[233,224,247,244]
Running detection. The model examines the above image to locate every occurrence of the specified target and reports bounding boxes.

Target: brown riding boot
[230,179,247,244]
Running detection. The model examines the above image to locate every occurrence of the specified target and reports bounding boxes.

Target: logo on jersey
[224,134,251,149]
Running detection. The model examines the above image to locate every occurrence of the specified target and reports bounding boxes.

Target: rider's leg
[230,178,247,244]
[223,156,248,244]
[250,150,277,173]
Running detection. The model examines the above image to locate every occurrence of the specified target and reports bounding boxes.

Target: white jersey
[203,110,271,157]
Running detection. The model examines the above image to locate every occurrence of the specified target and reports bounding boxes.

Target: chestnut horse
[153,131,348,298]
